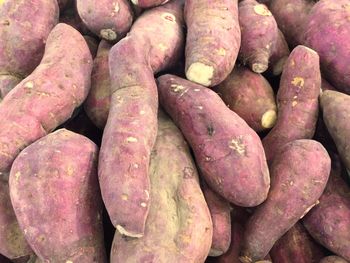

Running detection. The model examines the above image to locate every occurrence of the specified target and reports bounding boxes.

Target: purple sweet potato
[320,256,349,263]
[303,0,350,94]
[262,45,321,163]
[157,74,270,207]
[240,139,331,263]
[303,153,350,261]
[238,0,278,73]
[184,0,241,86]
[77,0,134,41]
[59,4,92,36]
[84,40,112,129]
[131,0,169,8]
[215,66,277,132]
[269,29,290,76]
[270,222,326,263]
[202,181,231,257]
[110,111,212,263]
[320,91,350,173]
[270,0,314,47]
[9,129,106,262]
[99,0,185,238]
[0,0,59,99]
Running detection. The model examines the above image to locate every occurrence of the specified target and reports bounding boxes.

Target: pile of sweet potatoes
[0,0,349,262]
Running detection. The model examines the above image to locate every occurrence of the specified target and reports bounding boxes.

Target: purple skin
[0,0,59,99]
[157,74,270,207]
[262,45,321,164]
[269,29,290,76]
[9,129,106,262]
[303,154,350,261]
[319,256,349,263]
[77,0,134,41]
[99,0,185,237]
[184,0,241,87]
[238,0,278,73]
[240,139,331,263]
[304,0,350,94]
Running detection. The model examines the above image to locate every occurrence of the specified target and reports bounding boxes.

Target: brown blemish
[162,13,176,23]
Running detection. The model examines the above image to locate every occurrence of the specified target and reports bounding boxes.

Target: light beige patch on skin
[116,225,143,238]
[291,77,305,88]
[24,81,34,89]
[158,43,167,52]
[140,202,147,207]
[131,0,138,5]
[121,194,128,201]
[186,62,214,87]
[126,137,138,143]
[67,165,74,176]
[254,4,272,16]
[292,101,298,107]
[261,110,277,129]
[217,47,226,56]
[112,2,120,13]
[170,84,185,93]
[66,260,73,263]
[100,29,117,41]
[229,136,246,155]
[15,171,21,182]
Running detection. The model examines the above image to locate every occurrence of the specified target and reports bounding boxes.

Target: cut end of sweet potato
[254,4,272,16]
[116,225,143,238]
[100,29,117,41]
[209,248,224,257]
[186,62,214,87]
[261,110,277,129]
[252,62,268,74]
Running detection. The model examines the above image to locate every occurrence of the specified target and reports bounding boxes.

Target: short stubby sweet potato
[0,179,32,260]
[262,45,321,163]
[270,0,314,47]
[320,256,349,263]
[84,40,112,129]
[157,74,270,207]
[215,66,277,132]
[320,90,350,173]
[238,0,278,73]
[303,154,350,261]
[9,129,106,262]
[110,111,212,263]
[184,0,241,86]
[303,0,350,94]
[77,0,133,41]
[0,23,92,174]
[0,0,59,99]
[270,222,326,263]
[202,181,231,257]
[240,139,331,263]
[99,0,185,238]
[131,0,169,8]
[269,29,290,76]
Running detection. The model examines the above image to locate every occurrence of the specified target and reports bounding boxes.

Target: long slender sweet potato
[238,0,278,73]
[215,66,277,132]
[99,0,185,238]
[320,91,350,173]
[303,0,350,94]
[262,45,321,163]
[202,181,231,257]
[303,153,350,261]
[9,129,106,262]
[0,0,59,99]
[270,0,314,47]
[269,29,290,76]
[77,0,133,41]
[157,74,270,207]
[131,0,169,8]
[240,139,331,263]
[270,222,326,263]
[184,0,241,86]
[84,40,112,129]
[110,111,212,263]
[320,256,349,263]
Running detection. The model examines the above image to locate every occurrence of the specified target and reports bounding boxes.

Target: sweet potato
[270,0,314,47]
[131,0,169,8]
[0,0,59,99]
[59,4,92,36]
[184,0,241,86]
[84,40,112,129]
[99,0,185,237]
[262,45,321,163]
[110,111,212,263]
[321,78,336,92]
[9,129,106,262]
[240,139,331,263]
[202,181,231,257]
[303,0,350,94]
[320,256,349,263]
[157,74,270,207]
[269,29,290,76]
[270,222,326,263]
[77,0,133,41]
[215,66,277,132]
[238,0,278,73]
[320,91,350,173]
[303,153,350,261]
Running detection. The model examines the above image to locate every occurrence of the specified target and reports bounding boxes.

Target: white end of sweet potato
[186,62,214,87]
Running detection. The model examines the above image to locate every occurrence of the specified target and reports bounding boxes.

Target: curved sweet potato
[157,74,270,207]
[240,139,331,263]
[0,0,59,99]
[110,111,212,263]
[9,129,106,262]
